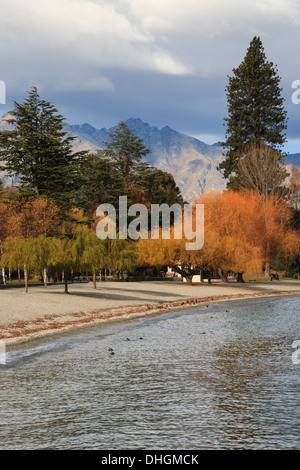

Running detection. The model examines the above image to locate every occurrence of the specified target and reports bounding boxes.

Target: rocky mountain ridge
[1,114,299,202]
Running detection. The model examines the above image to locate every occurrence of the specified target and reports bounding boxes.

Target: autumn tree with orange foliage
[138,190,299,284]
[199,190,299,280]
[13,197,60,239]
[138,214,227,285]
[0,192,62,288]
[0,196,18,284]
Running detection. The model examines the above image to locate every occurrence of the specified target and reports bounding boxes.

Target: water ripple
[0,296,299,449]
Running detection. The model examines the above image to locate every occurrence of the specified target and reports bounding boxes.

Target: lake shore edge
[2,281,300,348]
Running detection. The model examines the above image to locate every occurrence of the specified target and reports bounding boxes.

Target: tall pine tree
[103,121,151,187]
[0,86,87,206]
[77,150,126,216]
[219,37,288,188]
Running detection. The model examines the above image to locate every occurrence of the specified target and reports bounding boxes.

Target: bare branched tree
[289,166,300,210]
[236,144,289,198]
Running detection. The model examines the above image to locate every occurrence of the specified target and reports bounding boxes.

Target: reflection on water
[0,296,299,449]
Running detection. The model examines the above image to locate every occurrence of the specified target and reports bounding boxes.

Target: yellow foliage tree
[199,190,300,279]
[138,190,299,284]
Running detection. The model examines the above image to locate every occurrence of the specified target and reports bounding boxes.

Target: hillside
[67,117,226,202]
[1,114,299,202]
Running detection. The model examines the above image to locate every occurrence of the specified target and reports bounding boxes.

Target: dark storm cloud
[1,0,300,149]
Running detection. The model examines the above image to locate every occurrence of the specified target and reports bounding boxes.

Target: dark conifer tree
[0,86,87,206]
[103,121,151,187]
[219,36,288,188]
[135,167,183,205]
[77,151,126,216]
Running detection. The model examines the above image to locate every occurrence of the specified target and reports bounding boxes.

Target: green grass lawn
[5,278,43,285]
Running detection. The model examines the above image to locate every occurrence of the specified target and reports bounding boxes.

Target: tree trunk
[237,272,245,283]
[8,267,11,282]
[265,241,271,277]
[24,265,28,293]
[18,265,20,281]
[64,276,69,294]
[184,274,193,285]
[220,269,229,282]
[93,271,96,289]
[1,268,6,286]
[43,268,47,286]
[264,261,270,278]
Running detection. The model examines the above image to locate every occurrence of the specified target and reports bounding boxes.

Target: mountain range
[66,117,228,201]
[1,115,299,202]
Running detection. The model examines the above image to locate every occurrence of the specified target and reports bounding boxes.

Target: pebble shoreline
[1,281,299,347]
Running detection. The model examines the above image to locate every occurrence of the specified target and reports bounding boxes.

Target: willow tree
[2,237,37,293]
[137,224,226,285]
[0,197,16,285]
[33,236,58,286]
[51,237,77,294]
[101,237,138,280]
[200,190,299,279]
[138,191,299,284]
[73,228,105,289]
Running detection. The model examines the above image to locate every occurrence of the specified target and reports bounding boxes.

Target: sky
[1,0,300,153]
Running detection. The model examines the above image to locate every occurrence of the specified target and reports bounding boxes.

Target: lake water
[0,295,299,450]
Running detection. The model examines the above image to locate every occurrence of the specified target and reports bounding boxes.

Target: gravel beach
[1,280,299,346]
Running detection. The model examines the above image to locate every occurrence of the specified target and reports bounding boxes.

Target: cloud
[54,76,116,93]
[2,0,299,84]
[1,0,300,146]
[129,0,300,36]
[0,0,191,77]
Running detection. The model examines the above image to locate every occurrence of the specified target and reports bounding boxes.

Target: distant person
[54,272,58,283]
